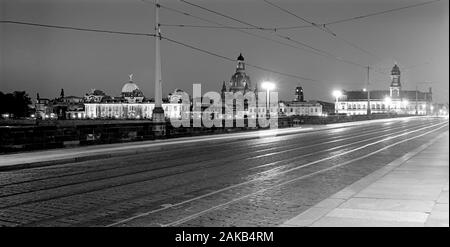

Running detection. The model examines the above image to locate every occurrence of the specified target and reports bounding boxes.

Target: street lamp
[261,81,275,117]
[332,90,342,114]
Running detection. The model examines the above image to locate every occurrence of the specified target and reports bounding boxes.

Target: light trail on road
[107,120,448,227]
[0,117,447,227]
[162,124,448,227]
[0,117,428,191]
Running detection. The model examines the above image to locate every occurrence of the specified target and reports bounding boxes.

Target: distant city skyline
[1,0,448,103]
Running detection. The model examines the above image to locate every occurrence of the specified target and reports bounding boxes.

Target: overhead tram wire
[0,20,156,37]
[147,1,344,61]
[179,0,261,29]
[262,0,334,35]
[160,23,276,30]
[262,0,383,62]
[161,35,320,82]
[178,0,380,72]
[159,23,313,31]
[147,0,376,70]
[0,19,321,83]
[147,1,312,31]
[324,0,442,26]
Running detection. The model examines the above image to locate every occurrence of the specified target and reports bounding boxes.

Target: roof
[344,90,389,100]
[309,100,334,106]
[284,101,321,107]
[121,82,140,94]
[237,53,244,61]
[64,96,82,99]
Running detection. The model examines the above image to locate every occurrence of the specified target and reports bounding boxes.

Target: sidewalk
[281,131,449,227]
[0,117,418,171]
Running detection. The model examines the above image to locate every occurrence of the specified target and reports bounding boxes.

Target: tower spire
[390,64,401,98]
[221,81,227,91]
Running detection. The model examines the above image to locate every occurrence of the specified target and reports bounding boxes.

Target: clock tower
[390,64,401,99]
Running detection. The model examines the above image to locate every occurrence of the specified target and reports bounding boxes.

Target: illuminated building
[335,65,432,115]
[84,77,184,120]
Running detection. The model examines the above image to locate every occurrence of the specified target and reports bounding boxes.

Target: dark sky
[1,0,448,103]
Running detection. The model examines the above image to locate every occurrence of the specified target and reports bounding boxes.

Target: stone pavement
[281,131,449,227]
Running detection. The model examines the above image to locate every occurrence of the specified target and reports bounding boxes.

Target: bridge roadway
[0,117,448,226]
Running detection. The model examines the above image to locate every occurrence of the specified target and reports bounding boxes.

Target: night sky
[1,0,448,103]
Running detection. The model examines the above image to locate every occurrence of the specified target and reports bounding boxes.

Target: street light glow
[261,81,275,91]
[332,90,342,98]
[384,96,392,105]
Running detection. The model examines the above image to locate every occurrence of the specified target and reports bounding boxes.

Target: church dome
[230,71,251,90]
[122,82,140,93]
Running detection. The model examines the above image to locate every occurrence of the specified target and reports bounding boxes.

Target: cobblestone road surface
[0,117,448,226]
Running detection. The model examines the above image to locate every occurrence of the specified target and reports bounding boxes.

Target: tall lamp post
[152,0,165,136]
[261,81,275,117]
[332,90,342,114]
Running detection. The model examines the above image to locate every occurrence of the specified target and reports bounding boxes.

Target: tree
[0,92,5,115]
[0,91,32,118]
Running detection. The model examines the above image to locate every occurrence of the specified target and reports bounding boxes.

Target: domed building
[121,74,144,103]
[84,74,184,120]
[221,53,255,95]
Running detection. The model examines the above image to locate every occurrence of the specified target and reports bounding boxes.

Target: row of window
[345,103,424,110]
[284,108,319,113]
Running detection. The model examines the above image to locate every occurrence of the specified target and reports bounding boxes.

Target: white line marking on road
[246,123,432,171]
[246,121,428,162]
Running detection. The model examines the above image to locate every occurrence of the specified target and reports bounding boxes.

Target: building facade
[35,90,85,120]
[280,101,323,116]
[47,53,333,121]
[278,86,325,117]
[84,77,184,120]
[335,65,432,115]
